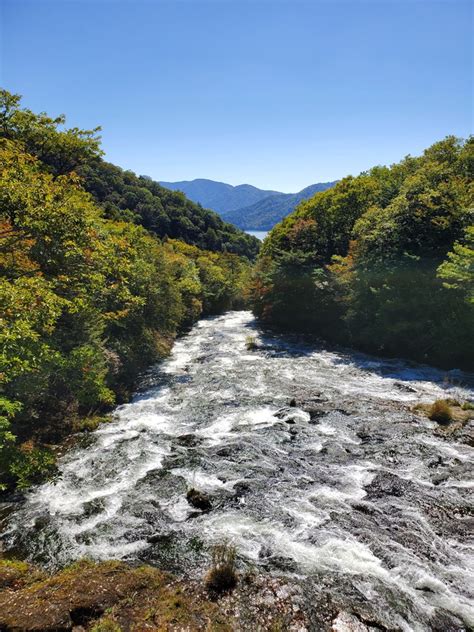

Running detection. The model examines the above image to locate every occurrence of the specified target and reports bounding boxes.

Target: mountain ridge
[160,178,338,230]
[159,178,279,214]
[221,181,337,230]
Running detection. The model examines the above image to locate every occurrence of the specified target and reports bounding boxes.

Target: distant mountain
[159,178,279,214]
[221,181,337,230]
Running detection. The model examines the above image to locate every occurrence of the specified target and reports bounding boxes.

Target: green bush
[251,136,474,370]
[8,446,57,490]
[0,90,254,492]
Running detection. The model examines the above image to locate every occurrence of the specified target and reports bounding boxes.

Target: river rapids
[2,311,473,631]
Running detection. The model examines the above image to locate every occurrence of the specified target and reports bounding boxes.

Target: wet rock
[82,498,106,518]
[334,408,352,416]
[233,481,251,497]
[432,472,449,486]
[428,456,444,468]
[308,410,329,423]
[414,584,435,593]
[289,398,297,407]
[274,407,306,425]
[146,532,174,544]
[186,488,212,511]
[393,382,417,393]
[356,429,371,443]
[262,554,299,573]
[356,429,384,444]
[332,611,370,631]
[458,419,474,447]
[351,502,376,515]
[258,544,273,559]
[428,610,467,632]
[274,407,292,419]
[215,446,232,457]
[364,472,411,499]
[0,491,26,504]
[175,434,202,447]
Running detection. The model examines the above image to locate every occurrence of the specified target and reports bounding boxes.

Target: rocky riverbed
[1,311,473,631]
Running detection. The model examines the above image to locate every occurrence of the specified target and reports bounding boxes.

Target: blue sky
[1,0,472,192]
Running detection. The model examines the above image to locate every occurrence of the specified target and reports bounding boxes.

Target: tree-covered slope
[221,181,337,230]
[0,93,259,260]
[0,90,254,491]
[82,169,260,259]
[159,178,279,214]
[252,137,474,369]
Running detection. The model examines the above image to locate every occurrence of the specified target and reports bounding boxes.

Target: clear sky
[1,0,472,192]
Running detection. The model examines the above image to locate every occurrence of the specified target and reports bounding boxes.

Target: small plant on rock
[205,541,238,595]
[245,335,258,350]
[186,488,212,511]
[91,620,122,632]
[428,399,453,424]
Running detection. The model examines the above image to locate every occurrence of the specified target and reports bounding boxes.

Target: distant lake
[247,230,269,241]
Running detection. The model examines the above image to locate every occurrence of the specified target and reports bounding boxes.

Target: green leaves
[252,136,474,370]
[0,93,254,491]
[438,226,474,303]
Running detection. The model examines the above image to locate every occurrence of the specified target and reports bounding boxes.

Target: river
[2,311,473,631]
[246,230,269,240]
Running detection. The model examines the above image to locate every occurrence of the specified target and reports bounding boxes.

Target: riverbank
[0,558,312,631]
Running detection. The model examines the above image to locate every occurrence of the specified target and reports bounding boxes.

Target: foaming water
[2,311,473,630]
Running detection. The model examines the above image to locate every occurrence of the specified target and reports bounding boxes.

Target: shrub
[205,542,238,594]
[461,401,474,411]
[186,488,212,511]
[245,335,258,350]
[9,444,57,489]
[72,415,111,433]
[428,399,453,424]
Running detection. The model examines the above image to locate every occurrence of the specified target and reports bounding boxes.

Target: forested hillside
[0,91,254,491]
[252,137,474,370]
[81,169,260,258]
[160,178,278,214]
[0,92,259,260]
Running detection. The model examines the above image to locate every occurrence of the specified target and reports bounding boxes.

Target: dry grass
[428,399,454,424]
[245,335,258,350]
[205,542,238,595]
[413,398,474,440]
[0,559,234,631]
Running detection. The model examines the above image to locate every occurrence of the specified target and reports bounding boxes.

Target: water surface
[2,312,473,630]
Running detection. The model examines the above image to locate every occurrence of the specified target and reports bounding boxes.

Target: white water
[2,311,473,630]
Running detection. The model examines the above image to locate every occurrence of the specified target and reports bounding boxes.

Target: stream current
[2,311,474,631]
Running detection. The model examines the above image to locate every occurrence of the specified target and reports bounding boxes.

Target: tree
[438,226,474,303]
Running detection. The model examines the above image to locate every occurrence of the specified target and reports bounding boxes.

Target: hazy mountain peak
[160,179,279,213]
[160,178,337,230]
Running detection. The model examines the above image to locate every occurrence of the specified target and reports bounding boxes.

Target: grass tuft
[205,542,238,595]
[245,335,258,350]
[428,399,453,424]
